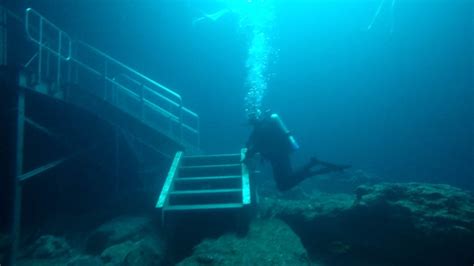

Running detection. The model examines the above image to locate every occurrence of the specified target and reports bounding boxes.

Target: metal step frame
[156,149,252,222]
[2,6,202,266]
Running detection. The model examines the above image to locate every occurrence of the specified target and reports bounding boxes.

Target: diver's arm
[245,145,257,158]
[243,131,258,162]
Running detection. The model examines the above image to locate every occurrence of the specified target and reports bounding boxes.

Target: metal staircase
[2,6,202,265]
[156,149,252,220]
[10,7,200,152]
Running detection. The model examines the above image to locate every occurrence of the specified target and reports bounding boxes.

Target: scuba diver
[242,111,350,191]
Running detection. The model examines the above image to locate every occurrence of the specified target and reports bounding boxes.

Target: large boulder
[85,216,153,255]
[66,255,104,266]
[24,235,72,259]
[354,183,474,234]
[15,215,164,266]
[100,241,135,266]
[123,236,165,266]
[260,191,354,220]
[17,235,77,266]
[99,236,165,266]
[177,219,310,266]
[260,182,474,266]
[0,233,8,263]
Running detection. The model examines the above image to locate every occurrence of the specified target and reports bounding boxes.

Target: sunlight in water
[232,0,276,119]
[194,0,276,119]
[367,0,397,34]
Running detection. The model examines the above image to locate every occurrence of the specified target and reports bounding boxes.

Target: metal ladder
[156,149,252,219]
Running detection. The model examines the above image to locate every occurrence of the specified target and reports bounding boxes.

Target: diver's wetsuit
[245,113,349,191]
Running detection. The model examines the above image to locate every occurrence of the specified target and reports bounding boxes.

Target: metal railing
[25,8,72,89]
[22,7,200,150]
[0,6,7,65]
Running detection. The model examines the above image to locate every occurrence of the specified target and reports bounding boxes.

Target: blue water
[26,0,473,189]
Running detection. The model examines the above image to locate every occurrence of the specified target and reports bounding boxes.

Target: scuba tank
[270,113,300,151]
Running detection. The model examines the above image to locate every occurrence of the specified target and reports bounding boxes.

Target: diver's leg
[291,159,350,182]
[272,157,350,191]
[275,158,317,191]
[269,154,294,192]
[314,160,351,171]
[308,157,351,171]
[307,166,346,176]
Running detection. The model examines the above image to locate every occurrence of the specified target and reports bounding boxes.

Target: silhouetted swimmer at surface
[242,111,351,192]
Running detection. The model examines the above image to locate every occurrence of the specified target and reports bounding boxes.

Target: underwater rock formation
[17,235,78,266]
[17,215,166,266]
[99,236,165,266]
[88,216,165,266]
[24,235,72,259]
[66,255,103,266]
[18,255,103,266]
[122,236,165,266]
[260,182,474,266]
[177,219,310,266]
[85,216,154,255]
[0,233,8,263]
[100,240,136,266]
[260,191,354,220]
[354,182,474,234]
[12,184,473,265]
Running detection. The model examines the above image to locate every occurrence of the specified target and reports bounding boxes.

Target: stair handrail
[24,7,72,91]
[72,41,200,146]
[241,148,251,205]
[22,7,200,150]
[113,73,200,142]
[113,73,181,109]
[156,151,183,209]
[25,8,72,61]
[74,41,181,103]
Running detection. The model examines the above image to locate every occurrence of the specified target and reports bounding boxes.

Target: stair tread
[176,175,241,182]
[184,154,240,159]
[170,188,242,195]
[181,154,241,167]
[164,203,244,211]
[181,164,240,169]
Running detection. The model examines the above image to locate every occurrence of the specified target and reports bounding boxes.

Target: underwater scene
[0,0,473,265]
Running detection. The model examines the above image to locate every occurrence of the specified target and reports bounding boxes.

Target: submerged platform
[156,150,252,217]
[0,65,188,226]
[0,61,199,266]
[1,6,203,265]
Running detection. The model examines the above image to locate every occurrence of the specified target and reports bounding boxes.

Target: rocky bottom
[2,181,474,266]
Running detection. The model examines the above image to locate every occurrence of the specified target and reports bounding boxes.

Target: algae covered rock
[0,233,9,263]
[99,236,165,266]
[178,219,310,266]
[123,236,165,266]
[0,233,8,250]
[17,235,76,266]
[66,255,103,266]
[348,183,474,265]
[85,216,153,254]
[100,240,135,266]
[81,215,166,265]
[260,191,354,220]
[260,182,474,266]
[354,182,474,234]
[25,235,72,259]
